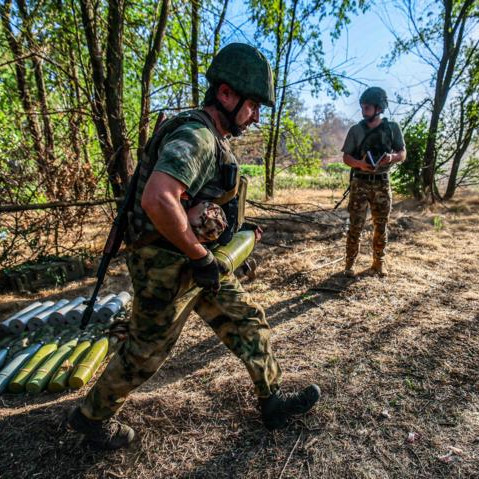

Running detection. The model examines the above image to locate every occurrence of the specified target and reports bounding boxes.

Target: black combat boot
[259,384,320,430]
[68,406,135,450]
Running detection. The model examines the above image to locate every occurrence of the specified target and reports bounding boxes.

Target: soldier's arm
[343,153,375,172]
[381,122,407,165]
[141,171,208,260]
[380,147,407,166]
[391,147,406,163]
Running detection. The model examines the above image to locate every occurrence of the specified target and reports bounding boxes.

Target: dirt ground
[0,189,478,479]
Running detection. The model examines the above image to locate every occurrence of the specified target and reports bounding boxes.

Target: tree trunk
[0,0,54,198]
[422,0,470,201]
[105,0,133,198]
[264,0,284,199]
[270,0,298,197]
[213,0,229,56]
[190,0,200,107]
[17,0,56,172]
[444,117,475,200]
[139,0,170,157]
[67,43,94,200]
[79,0,114,169]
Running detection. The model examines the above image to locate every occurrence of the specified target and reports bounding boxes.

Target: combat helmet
[206,43,275,107]
[359,87,388,111]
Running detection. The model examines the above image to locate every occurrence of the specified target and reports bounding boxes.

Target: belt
[353,171,389,181]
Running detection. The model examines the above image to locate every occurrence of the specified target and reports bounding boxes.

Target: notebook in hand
[366,151,388,171]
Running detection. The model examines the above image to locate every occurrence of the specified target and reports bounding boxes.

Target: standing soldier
[68,43,320,450]
[342,87,406,277]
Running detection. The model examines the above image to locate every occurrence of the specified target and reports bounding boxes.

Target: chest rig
[354,119,394,171]
[128,109,244,246]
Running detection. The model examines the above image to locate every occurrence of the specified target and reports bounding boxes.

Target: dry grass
[0,189,478,478]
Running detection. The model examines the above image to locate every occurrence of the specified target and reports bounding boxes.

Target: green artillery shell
[0,343,42,393]
[213,230,256,273]
[26,339,78,394]
[48,340,92,392]
[69,337,109,389]
[9,342,59,393]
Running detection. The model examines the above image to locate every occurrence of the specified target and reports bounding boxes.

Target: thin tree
[384,0,479,201]
[190,0,200,106]
[139,0,170,156]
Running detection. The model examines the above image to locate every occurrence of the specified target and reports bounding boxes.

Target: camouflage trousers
[81,245,282,421]
[346,177,392,262]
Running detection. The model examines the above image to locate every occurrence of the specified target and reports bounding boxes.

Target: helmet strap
[214,95,247,137]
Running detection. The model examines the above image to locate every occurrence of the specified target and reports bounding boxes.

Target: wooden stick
[0,198,122,213]
[279,431,302,479]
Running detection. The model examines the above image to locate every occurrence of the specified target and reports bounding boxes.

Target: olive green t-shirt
[341,120,405,158]
[153,121,218,197]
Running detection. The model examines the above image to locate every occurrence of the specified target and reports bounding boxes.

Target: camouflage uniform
[346,177,391,262]
[342,119,405,265]
[188,201,228,243]
[80,116,282,422]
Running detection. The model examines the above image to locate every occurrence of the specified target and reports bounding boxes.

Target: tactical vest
[354,118,394,172]
[128,109,242,245]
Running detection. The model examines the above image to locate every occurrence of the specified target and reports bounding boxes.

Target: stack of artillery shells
[48,297,86,326]
[0,343,43,393]
[66,293,117,326]
[0,290,133,395]
[27,299,70,331]
[26,339,79,394]
[0,302,43,335]
[96,292,132,323]
[6,302,56,335]
[8,341,60,393]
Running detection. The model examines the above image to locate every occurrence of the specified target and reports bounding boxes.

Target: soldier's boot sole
[68,406,135,450]
[344,258,356,277]
[260,384,321,431]
[370,258,388,277]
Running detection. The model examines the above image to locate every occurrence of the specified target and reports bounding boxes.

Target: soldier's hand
[359,161,375,172]
[254,226,263,242]
[380,153,393,165]
[190,250,222,294]
[242,222,263,242]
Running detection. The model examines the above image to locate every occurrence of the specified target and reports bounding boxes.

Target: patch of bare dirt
[0,189,478,478]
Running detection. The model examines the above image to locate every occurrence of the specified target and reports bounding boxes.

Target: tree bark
[444,104,476,199]
[213,0,229,56]
[422,0,472,201]
[17,0,56,171]
[271,0,299,197]
[105,0,133,197]
[190,0,200,107]
[78,0,114,172]
[264,0,284,199]
[0,0,54,197]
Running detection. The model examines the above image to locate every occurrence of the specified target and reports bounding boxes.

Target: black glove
[190,250,221,294]
[241,221,260,232]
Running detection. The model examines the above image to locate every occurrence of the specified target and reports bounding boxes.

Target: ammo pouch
[217,175,248,245]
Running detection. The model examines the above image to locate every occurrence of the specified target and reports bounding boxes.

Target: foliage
[383,0,479,200]
[240,164,264,177]
[325,161,350,175]
[390,119,428,198]
[248,0,367,197]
